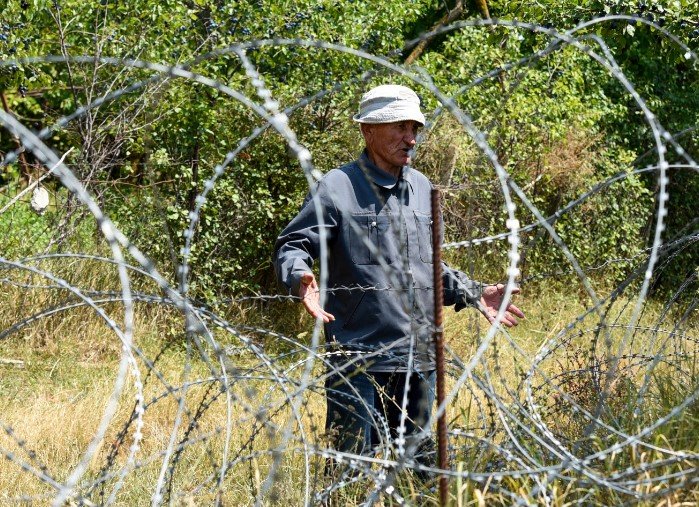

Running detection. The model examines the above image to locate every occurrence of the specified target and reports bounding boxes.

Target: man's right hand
[299,272,335,323]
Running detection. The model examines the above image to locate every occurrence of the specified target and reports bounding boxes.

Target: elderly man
[274,84,523,464]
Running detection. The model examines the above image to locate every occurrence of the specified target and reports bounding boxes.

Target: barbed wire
[1,12,698,506]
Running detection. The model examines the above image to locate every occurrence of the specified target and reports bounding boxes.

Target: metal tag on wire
[30,186,49,215]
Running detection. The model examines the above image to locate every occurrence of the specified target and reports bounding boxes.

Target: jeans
[325,368,436,464]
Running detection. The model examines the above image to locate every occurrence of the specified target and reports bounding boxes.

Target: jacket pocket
[414,211,433,263]
[348,214,394,265]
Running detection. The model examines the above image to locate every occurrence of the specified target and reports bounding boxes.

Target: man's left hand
[479,283,525,327]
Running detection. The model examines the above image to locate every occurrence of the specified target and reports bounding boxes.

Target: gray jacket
[274,152,482,371]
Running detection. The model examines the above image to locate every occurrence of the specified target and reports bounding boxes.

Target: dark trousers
[324,368,436,463]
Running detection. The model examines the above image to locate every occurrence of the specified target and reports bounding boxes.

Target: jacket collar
[358,150,415,192]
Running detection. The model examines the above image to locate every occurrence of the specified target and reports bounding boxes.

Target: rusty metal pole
[431,188,449,506]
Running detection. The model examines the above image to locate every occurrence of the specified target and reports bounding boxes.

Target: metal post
[431,188,449,506]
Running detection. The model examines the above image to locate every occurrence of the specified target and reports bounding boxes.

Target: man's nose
[404,133,417,146]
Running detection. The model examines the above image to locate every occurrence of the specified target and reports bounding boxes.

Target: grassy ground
[0,266,697,505]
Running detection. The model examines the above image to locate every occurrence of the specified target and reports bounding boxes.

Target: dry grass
[542,129,600,195]
[0,266,697,505]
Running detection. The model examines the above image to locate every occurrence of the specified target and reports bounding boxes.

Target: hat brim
[352,112,425,126]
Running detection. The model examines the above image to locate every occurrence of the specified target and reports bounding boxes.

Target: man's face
[362,120,421,175]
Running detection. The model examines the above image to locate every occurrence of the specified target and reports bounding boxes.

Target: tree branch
[405,1,463,65]
[404,0,490,65]
[1,90,32,181]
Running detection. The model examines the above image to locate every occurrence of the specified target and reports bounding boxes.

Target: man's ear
[360,123,373,140]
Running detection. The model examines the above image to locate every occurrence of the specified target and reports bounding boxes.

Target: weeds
[0,261,697,505]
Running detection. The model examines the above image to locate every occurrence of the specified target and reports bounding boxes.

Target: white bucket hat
[353,84,426,125]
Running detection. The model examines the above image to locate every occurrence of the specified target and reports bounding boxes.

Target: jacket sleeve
[442,266,483,311]
[273,181,339,297]
[433,203,482,310]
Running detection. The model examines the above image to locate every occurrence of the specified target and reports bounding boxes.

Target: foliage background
[1,0,697,300]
